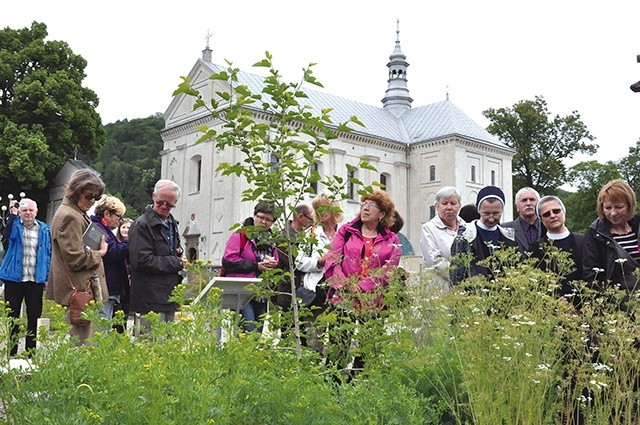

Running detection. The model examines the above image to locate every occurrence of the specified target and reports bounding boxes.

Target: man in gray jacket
[502,187,543,252]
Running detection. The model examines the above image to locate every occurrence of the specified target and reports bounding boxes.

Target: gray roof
[199,60,506,148]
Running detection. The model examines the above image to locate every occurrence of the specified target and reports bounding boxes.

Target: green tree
[0,21,105,203]
[617,138,640,196]
[565,160,620,232]
[483,96,597,193]
[91,114,164,218]
[174,53,369,359]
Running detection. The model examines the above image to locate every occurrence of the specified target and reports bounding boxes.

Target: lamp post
[0,191,26,228]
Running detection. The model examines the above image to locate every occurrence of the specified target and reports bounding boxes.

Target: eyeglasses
[83,192,102,202]
[302,213,314,221]
[360,201,380,210]
[155,199,176,209]
[541,208,562,218]
[111,211,123,220]
[255,213,274,223]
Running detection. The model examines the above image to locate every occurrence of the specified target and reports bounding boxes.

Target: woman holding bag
[46,169,109,345]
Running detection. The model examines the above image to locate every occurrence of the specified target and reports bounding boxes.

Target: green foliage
[565,160,621,232]
[0,22,105,202]
[173,53,372,358]
[483,96,596,193]
[90,114,164,218]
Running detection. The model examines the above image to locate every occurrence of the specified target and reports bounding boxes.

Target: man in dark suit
[502,187,543,252]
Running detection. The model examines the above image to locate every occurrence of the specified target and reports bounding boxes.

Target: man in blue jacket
[0,199,51,356]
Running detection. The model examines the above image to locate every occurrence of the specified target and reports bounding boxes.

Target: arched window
[471,165,476,183]
[310,162,320,194]
[189,155,202,193]
[491,170,496,186]
[429,205,436,219]
[348,169,356,200]
[429,165,436,181]
[380,173,390,191]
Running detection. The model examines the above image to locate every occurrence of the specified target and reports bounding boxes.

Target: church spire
[202,29,213,62]
[381,19,413,114]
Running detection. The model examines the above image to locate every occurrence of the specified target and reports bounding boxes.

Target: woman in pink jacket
[324,189,402,312]
[221,202,279,332]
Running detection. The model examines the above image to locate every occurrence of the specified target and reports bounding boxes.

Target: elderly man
[502,187,544,252]
[0,199,51,356]
[129,180,187,328]
[450,186,518,284]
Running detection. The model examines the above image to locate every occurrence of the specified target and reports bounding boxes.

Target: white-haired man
[502,187,544,251]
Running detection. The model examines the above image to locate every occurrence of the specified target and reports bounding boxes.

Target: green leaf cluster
[0,22,105,203]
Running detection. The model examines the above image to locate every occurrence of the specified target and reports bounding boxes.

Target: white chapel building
[160,31,515,264]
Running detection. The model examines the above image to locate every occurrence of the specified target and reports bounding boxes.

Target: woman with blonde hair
[46,168,109,344]
[583,179,640,290]
[91,196,129,322]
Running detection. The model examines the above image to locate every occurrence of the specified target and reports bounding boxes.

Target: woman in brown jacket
[46,169,109,344]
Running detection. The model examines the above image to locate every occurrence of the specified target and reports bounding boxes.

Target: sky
[4,0,640,164]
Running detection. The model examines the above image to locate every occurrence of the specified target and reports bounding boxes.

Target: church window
[429,205,436,219]
[491,170,496,186]
[471,165,476,183]
[380,173,389,191]
[310,162,320,194]
[189,155,202,193]
[429,165,436,181]
[348,169,356,200]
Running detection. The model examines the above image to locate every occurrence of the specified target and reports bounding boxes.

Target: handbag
[295,286,317,306]
[69,283,94,326]
[62,259,95,327]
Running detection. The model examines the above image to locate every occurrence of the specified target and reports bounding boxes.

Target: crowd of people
[1,169,639,359]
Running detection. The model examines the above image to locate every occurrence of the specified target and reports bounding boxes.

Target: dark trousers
[3,280,44,356]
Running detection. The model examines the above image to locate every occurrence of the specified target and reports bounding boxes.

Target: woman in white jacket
[420,186,466,291]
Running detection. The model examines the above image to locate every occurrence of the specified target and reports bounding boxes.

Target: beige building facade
[160,32,515,264]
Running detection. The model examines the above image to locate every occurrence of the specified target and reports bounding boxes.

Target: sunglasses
[155,199,177,209]
[541,208,562,218]
[83,192,102,201]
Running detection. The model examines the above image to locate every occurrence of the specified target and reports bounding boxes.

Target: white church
[160,29,515,264]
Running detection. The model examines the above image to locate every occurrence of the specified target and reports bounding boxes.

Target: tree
[0,22,105,202]
[565,160,620,232]
[174,53,369,360]
[90,114,164,218]
[483,96,597,193]
[617,138,640,196]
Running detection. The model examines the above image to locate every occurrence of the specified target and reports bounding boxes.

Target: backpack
[219,231,247,277]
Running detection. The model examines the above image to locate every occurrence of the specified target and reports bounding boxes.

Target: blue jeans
[240,299,267,332]
[99,295,121,321]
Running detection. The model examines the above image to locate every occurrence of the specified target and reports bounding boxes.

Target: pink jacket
[221,225,279,279]
[324,217,401,297]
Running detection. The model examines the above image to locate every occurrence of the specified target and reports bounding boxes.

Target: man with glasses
[275,203,315,309]
[451,185,518,285]
[129,180,187,332]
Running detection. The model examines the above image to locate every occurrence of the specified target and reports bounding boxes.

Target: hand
[181,255,188,268]
[99,236,108,257]
[258,257,278,271]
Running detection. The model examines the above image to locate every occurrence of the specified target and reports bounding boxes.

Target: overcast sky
[4,0,640,164]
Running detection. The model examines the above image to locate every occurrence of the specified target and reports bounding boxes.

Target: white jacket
[295,225,333,292]
[420,215,466,270]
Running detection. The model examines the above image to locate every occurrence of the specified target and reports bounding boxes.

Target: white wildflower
[532,379,540,384]
[503,356,512,361]
[525,352,532,357]
[592,267,605,273]
[615,258,627,264]
[592,363,613,372]
[537,363,551,371]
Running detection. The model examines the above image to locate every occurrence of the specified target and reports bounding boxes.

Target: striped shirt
[612,231,640,262]
[21,220,39,282]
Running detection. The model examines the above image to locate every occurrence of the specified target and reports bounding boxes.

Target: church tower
[381,19,413,115]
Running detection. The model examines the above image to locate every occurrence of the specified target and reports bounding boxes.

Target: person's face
[360,200,385,227]
[602,199,630,227]
[436,195,461,224]
[153,187,178,220]
[18,202,37,227]
[478,200,503,227]
[516,189,539,221]
[296,210,315,230]
[539,201,566,233]
[104,209,124,230]
[78,191,101,213]
[119,221,131,240]
[254,212,275,230]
